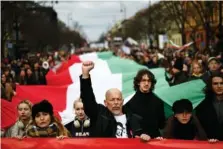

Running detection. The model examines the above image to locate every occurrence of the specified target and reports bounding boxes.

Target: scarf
[192,73,202,77]
[26,123,59,137]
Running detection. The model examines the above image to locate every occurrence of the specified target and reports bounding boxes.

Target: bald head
[104,88,124,116]
[105,88,122,100]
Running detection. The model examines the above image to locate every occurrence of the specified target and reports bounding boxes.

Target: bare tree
[190,1,217,51]
[1,1,86,58]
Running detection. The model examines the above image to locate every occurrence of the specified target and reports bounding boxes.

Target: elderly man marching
[80,61,150,141]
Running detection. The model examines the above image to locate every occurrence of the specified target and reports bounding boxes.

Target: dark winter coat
[80,76,143,138]
[124,91,165,138]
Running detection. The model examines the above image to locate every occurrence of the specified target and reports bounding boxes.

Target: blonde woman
[189,60,204,80]
[26,100,70,139]
[5,100,32,138]
[65,99,91,137]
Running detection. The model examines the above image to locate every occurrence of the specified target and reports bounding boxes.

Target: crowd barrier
[1,138,223,149]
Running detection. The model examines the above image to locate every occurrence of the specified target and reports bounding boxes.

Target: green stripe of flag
[98,51,205,118]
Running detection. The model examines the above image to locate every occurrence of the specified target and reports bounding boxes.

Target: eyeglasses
[212,82,223,85]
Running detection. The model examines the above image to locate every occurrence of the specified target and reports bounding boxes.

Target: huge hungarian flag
[1,52,206,129]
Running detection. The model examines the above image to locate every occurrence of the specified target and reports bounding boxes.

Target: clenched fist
[82,61,94,78]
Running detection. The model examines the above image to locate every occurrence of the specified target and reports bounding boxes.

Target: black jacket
[65,118,91,137]
[201,70,221,84]
[80,76,143,138]
[165,71,188,86]
[33,69,46,85]
[201,71,212,84]
[163,115,207,140]
[188,75,202,81]
[124,91,165,138]
[26,74,37,85]
[16,76,27,85]
[196,96,223,140]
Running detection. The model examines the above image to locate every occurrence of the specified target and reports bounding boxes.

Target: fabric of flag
[2,138,223,149]
[1,51,206,129]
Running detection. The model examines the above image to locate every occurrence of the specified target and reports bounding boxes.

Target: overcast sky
[43,0,157,42]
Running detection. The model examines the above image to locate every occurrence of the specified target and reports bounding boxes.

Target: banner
[1,138,223,149]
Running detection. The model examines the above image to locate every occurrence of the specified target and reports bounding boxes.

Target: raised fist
[82,61,94,78]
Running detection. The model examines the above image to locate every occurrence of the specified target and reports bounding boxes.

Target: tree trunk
[205,22,211,52]
[190,30,199,51]
[219,1,223,37]
[181,24,186,45]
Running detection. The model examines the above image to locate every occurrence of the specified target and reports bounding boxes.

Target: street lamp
[51,1,58,8]
[120,2,126,20]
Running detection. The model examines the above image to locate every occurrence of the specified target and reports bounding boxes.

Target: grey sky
[46,1,156,42]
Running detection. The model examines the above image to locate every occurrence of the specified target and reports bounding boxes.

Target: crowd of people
[1,60,222,141]
[1,41,223,143]
[0,51,71,101]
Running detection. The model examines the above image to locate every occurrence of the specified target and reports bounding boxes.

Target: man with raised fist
[80,61,151,141]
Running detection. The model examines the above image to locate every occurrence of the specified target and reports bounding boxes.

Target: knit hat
[207,57,220,65]
[172,99,193,114]
[32,100,53,119]
[173,58,184,71]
